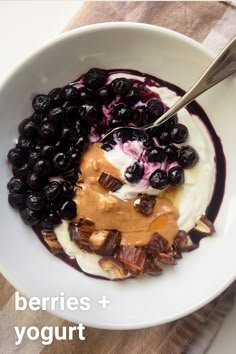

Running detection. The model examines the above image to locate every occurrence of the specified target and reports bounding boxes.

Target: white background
[0,1,235,353]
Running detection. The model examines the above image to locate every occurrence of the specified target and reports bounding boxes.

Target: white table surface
[0,1,235,353]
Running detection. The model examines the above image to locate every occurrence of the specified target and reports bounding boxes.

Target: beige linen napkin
[1,2,236,354]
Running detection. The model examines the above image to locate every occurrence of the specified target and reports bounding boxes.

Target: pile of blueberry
[7,67,199,229]
[120,141,199,189]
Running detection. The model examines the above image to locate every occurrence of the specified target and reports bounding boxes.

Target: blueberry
[78,87,94,104]
[46,199,61,212]
[79,104,102,125]
[17,138,33,152]
[61,181,75,199]
[113,129,131,143]
[111,103,133,124]
[83,68,108,90]
[111,78,132,96]
[53,152,71,171]
[145,146,166,163]
[20,207,41,226]
[136,132,152,147]
[170,123,188,144]
[101,142,114,151]
[34,144,43,152]
[70,149,81,163]
[49,88,65,107]
[168,166,184,186]
[26,192,45,211]
[7,177,25,194]
[164,145,179,162]
[60,200,77,220]
[62,167,79,183]
[33,159,50,177]
[32,94,51,113]
[44,181,61,200]
[13,163,30,179]
[129,131,152,147]
[61,126,77,142]
[31,112,44,124]
[7,148,26,166]
[41,211,61,229]
[42,116,49,124]
[97,86,114,105]
[110,118,125,128]
[48,107,66,124]
[157,128,171,145]
[123,87,140,106]
[75,120,89,137]
[39,122,56,140]
[149,169,168,189]
[65,104,80,121]
[27,172,46,190]
[41,145,55,158]
[8,193,25,209]
[178,146,199,168]
[163,115,178,128]
[133,106,148,127]
[125,162,144,183]
[62,85,79,102]
[28,151,41,167]
[54,140,70,153]
[19,118,38,139]
[147,99,165,121]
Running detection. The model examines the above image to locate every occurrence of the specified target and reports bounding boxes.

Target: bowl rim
[2,22,234,330]
[0,21,214,93]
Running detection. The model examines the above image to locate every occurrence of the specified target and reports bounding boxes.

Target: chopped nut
[117,246,146,275]
[99,257,128,279]
[98,195,118,212]
[69,219,95,251]
[134,194,156,215]
[89,229,121,256]
[41,229,62,255]
[193,215,215,235]
[145,233,169,258]
[98,172,123,192]
[92,160,101,171]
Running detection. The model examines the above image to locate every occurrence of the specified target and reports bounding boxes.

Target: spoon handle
[152,36,236,127]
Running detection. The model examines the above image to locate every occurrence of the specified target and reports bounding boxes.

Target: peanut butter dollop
[73,143,179,246]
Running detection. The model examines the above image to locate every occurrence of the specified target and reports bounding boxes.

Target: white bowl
[0,23,235,329]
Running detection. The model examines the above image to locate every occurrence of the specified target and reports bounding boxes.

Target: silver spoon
[101,36,236,142]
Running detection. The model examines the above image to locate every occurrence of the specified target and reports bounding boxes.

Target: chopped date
[158,252,176,265]
[144,258,163,276]
[134,194,156,215]
[89,229,121,256]
[69,219,95,251]
[174,230,198,253]
[145,232,169,258]
[99,257,128,279]
[41,229,63,255]
[98,172,123,192]
[117,246,146,274]
[193,215,215,235]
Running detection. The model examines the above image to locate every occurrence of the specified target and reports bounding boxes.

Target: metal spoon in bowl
[101,36,236,142]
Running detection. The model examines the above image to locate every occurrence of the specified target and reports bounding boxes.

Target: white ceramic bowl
[0,23,235,329]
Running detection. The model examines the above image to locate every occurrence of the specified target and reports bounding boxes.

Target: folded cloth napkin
[1,2,236,354]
